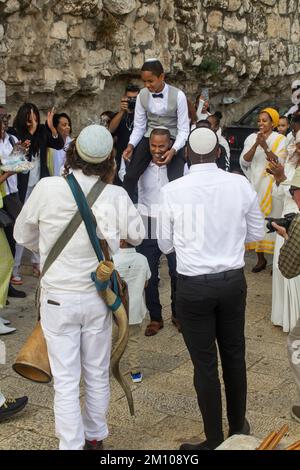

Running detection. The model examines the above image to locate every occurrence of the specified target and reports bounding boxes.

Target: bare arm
[0,171,15,184]
[243,141,258,163]
[109,110,125,135]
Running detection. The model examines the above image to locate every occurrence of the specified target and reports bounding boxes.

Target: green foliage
[198,56,220,75]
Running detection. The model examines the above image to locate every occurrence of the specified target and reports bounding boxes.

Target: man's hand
[122,144,134,162]
[120,97,129,113]
[156,148,176,166]
[272,222,289,240]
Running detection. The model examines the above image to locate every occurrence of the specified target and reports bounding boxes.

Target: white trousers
[40,289,112,450]
[287,318,300,404]
[13,185,40,277]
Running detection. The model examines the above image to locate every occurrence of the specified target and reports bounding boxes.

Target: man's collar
[189,163,218,172]
[118,247,136,253]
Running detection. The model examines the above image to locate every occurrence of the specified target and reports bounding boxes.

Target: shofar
[95,260,134,416]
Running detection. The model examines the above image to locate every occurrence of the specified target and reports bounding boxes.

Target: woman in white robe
[269,131,300,332]
[240,108,287,272]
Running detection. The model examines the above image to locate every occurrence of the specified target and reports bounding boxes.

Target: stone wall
[0,0,299,129]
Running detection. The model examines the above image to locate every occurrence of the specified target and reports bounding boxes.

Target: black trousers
[123,137,186,200]
[176,269,247,447]
[137,238,177,322]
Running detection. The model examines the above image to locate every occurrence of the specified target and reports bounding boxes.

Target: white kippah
[188,127,218,155]
[75,124,113,164]
[145,58,159,62]
[292,79,300,90]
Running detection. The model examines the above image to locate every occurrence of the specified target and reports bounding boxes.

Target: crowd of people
[0,59,300,450]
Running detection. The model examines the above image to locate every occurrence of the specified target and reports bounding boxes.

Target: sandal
[10,276,23,285]
[144,320,164,336]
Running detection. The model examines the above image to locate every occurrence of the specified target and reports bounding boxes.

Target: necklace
[125,113,134,132]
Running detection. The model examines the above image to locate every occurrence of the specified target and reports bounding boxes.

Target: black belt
[177,268,244,281]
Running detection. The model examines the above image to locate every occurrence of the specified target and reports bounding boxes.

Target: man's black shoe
[0,396,28,421]
[179,440,218,450]
[8,285,27,298]
[228,418,250,437]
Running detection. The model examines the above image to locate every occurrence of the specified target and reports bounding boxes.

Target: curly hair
[63,139,116,183]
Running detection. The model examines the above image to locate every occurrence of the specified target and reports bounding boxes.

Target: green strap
[41,176,106,277]
[66,173,104,262]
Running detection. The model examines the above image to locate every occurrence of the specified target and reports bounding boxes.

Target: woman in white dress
[47,113,72,176]
[240,108,287,272]
[269,131,300,332]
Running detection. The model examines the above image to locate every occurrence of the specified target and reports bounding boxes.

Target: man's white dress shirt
[14,169,145,292]
[129,83,189,152]
[157,163,264,276]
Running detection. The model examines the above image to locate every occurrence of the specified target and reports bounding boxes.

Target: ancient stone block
[103,0,136,16]
[50,21,68,40]
[223,14,247,34]
[207,10,223,32]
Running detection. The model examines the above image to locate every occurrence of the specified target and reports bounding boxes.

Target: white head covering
[188,127,218,155]
[291,80,300,105]
[75,124,113,164]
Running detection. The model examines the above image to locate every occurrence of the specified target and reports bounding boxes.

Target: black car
[223,99,290,173]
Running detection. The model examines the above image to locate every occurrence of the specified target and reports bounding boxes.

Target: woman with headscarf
[240,108,287,272]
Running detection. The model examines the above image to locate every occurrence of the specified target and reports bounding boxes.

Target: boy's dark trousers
[123,137,186,200]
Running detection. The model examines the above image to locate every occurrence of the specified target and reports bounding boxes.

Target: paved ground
[0,253,300,450]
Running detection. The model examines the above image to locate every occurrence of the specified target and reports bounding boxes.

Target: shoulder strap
[41,175,106,277]
[7,134,16,149]
[66,173,104,262]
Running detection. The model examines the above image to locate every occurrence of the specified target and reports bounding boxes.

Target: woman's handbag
[0,208,14,228]
[3,192,23,221]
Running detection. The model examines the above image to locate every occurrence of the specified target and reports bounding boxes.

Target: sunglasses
[289,186,300,197]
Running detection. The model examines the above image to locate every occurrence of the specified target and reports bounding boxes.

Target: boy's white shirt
[113,248,151,325]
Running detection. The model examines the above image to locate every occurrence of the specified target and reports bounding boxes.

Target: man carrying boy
[122,59,189,201]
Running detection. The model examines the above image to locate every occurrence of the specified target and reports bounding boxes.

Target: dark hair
[208,112,223,127]
[141,60,164,77]
[291,115,300,124]
[13,103,41,156]
[100,110,115,120]
[13,103,40,138]
[63,139,116,182]
[279,115,289,122]
[150,128,171,140]
[196,119,211,128]
[125,84,140,93]
[53,112,72,134]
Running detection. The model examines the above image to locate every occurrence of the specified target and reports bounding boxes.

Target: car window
[240,106,264,127]
[239,103,289,127]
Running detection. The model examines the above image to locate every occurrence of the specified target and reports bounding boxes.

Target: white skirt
[271,233,300,332]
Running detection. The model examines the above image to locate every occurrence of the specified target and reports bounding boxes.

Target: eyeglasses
[289,187,300,197]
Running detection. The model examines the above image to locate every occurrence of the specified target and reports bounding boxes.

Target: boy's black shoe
[0,396,28,421]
